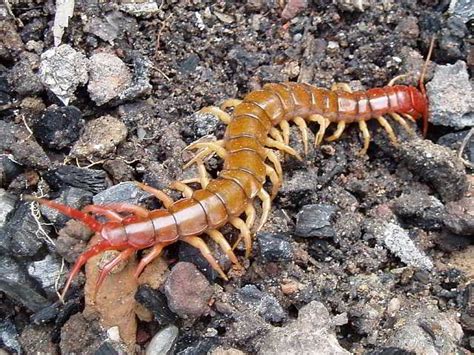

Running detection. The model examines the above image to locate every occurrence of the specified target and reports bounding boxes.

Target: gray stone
[257,232,294,262]
[8,51,43,96]
[426,61,474,129]
[374,221,433,270]
[145,325,179,355]
[93,181,152,205]
[87,52,132,106]
[259,301,350,354]
[27,254,64,295]
[449,0,473,23]
[295,204,338,238]
[39,44,89,105]
[235,285,287,323]
[0,255,51,312]
[399,139,468,202]
[0,120,50,170]
[386,306,464,354]
[0,189,15,228]
[0,202,47,257]
[0,319,21,354]
[71,115,128,159]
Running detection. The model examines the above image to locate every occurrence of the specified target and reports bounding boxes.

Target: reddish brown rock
[164,262,213,319]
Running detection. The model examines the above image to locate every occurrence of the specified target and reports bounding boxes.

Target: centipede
[25,39,435,300]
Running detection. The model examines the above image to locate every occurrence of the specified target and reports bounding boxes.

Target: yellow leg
[256,188,271,232]
[390,113,414,136]
[265,138,302,161]
[199,106,231,124]
[331,83,352,92]
[358,120,370,155]
[134,182,174,208]
[265,165,282,199]
[279,120,290,146]
[181,236,228,280]
[376,116,398,145]
[309,114,330,146]
[402,113,416,123]
[245,205,256,230]
[326,121,346,141]
[265,149,283,180]
[186,141,227,158]
[292,116,309,155]
[169,181,194,198]
[230,217,252,258]
[206,229,241,268]
[270,127,284,143]
[183,140,225,169]
[388,74,410,86]
[220,99,242,110]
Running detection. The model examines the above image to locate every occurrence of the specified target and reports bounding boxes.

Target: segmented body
[30,81,429,298]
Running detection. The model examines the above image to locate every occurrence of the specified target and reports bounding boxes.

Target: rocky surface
[0,1,472,354]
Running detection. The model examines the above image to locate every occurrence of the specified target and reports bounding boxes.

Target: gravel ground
[0,0,473,354]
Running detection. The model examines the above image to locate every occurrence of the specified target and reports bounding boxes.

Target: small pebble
[295,204,338,238]
[71,115,128,159]
[88,52,132,106]
[426,61,474,129]
[257,232,294,262]
[164,262,213,319]
[145,325,179,355]
[33,105,83,150]
[39,44,89,105]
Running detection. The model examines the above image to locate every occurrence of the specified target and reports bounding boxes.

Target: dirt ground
[0,0,473,354]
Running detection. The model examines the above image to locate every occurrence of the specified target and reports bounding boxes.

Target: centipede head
[416,36,436,137]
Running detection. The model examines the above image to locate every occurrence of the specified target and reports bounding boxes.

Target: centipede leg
[326,121,346,142]
[230,217,252,258]
[265,149,283,180]
[199,106,231,124]
[245,204,256,229]
[100,203,150,218]
[387,74,410,86]
[270,127,284,143]
[331,83,352,92]
[94,248,136,299]
[220,99,242,110]
[169,181,194,198]
[207,229,241,267]
[279,120,291,146]
[133,182,174,208]
[293,116,309,155]
[265,165,281,199]
[82,205,123,222]
[183,148,212,169]
[358,120,371,155]
[309,114,330,146]
[402,113,416,123]
[256,188,271,232]
[265,138,302,160]
[181,236,228,280]
[187,142,227,158]
[133,243,167,279]
[390,113,414,136]
[376,116,398,145]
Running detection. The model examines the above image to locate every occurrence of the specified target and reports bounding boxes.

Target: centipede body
[28,79,430,299]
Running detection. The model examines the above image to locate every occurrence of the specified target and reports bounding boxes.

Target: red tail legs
[93,247,136,300]
[24,195,103,232]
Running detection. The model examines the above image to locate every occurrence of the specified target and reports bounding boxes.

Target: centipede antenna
[24,195,103,232]
[418,36,436,96]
